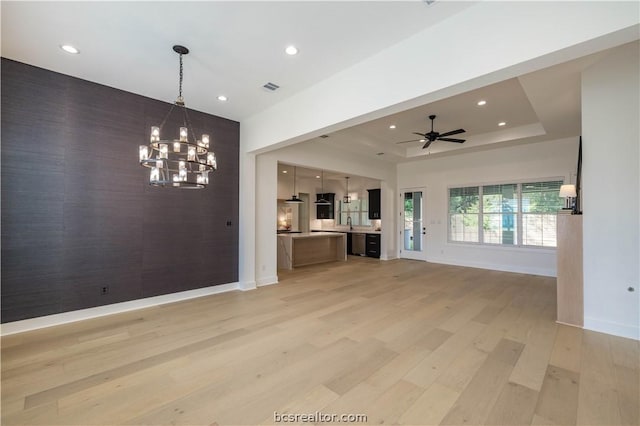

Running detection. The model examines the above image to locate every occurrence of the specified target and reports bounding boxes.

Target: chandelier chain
[178,53,184,101]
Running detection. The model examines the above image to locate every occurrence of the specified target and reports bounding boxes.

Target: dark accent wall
[1,58,239,323]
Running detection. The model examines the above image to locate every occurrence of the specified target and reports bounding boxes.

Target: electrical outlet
[101,286,109,295]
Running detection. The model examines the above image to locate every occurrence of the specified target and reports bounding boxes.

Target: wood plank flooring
[1,257,638,425]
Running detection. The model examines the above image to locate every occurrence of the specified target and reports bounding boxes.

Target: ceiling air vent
[263,82,280,91]
[319,135,329,139]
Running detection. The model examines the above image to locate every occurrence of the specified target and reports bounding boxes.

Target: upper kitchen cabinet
[368,189,381,220]
[316,193,335,219]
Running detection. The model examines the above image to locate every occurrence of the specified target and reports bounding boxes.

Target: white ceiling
[0,1,472,121]
[1,2,629,165]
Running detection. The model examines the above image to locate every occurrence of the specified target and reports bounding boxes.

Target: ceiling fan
[396,115,466,149]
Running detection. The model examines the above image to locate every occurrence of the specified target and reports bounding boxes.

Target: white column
[238,151,257,291]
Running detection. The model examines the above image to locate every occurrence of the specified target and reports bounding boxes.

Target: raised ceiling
[312,48,613,163]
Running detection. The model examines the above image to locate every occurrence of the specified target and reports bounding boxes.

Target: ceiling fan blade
[438,137,466,143]
[395,139,422,145]
[438,128,465,137]
[413,132,427,137]
[422,140,433,150]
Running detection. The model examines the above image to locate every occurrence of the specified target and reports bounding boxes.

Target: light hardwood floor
[1,258,638,425]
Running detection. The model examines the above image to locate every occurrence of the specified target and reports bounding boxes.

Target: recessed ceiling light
[477,100,487,106]
[282,170,288,174]
[498,122,507,126]
[419,139,426,142]
[285,45,298,56]
[217,95,227,102]
[389,125,396,129]
[60,44,79,54]
[315,175,320,179]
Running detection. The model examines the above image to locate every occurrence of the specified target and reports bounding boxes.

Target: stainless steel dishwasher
[352,233,366,256]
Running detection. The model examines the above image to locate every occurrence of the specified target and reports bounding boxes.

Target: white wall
[582,42,639,340]
[397,138,579,277]
[241,2,639,153]
[255,142,397,286]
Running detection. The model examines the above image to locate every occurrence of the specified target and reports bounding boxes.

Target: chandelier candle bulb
[156,159,164,169]
[159,144,168,159]
[202,134,209,148]
[173,141,181,152]
[151,126,160,142]
[207,153,216,168]
[187,146,196,161]
[139,145,148,161]
[150,167,159,182]
[179,127,188,142]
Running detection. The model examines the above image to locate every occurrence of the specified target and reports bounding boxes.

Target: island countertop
[277,232,347,269]
[278,231,347,239]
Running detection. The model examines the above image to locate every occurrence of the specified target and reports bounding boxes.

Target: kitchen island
[277,232,347,269]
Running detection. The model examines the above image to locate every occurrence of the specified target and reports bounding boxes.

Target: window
[521,181,563,247]
[482,184,518,245]
[448,180,563,247]
[338,198,371,227]
[449,187,480,242]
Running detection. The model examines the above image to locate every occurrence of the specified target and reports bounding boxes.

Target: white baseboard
[257,275,279,287]
[380,254,397,261]
[584,316,640,341]
[425,256,556,277]
[0,282,239,336]
[238,280,257,291]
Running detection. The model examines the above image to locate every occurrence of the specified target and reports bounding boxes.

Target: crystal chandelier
[138,45,217,189]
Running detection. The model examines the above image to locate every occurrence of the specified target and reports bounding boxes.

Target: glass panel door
[401,189,425,260]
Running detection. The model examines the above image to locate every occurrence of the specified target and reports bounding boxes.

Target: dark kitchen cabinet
[366,233,381,258]
[316,193,335,219]
[368,188,381,220]
[347,233,353,255]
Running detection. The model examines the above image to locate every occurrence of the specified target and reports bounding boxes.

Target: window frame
[447,177,565,249]
[338,197,371,227]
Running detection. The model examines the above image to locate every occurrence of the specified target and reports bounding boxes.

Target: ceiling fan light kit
[396,114,466,149]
